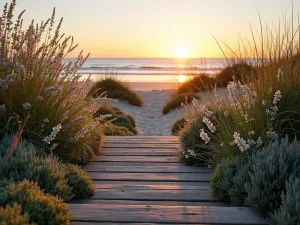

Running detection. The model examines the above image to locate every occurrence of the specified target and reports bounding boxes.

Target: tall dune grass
[0,0,108,164]
[180,9,300,164]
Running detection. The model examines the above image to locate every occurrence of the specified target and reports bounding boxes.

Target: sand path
[108,90,185,136]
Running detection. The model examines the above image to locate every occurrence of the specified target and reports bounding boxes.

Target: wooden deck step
[70,136,268,225]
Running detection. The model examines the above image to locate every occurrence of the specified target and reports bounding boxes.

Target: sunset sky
[3,0,299,58]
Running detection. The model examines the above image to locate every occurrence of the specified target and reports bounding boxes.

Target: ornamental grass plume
[0,0,108,164]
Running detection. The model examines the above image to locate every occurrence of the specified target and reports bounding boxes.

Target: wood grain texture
[87,172,211,182]
[70,136,268,225]
[70,204,268,224]
[84,164,212,173]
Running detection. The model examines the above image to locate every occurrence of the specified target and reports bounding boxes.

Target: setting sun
[176,47,189,58]
[178,75,186,83]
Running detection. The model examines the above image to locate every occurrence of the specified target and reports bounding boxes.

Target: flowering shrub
[162,92,199,114]
[0,1,106,164]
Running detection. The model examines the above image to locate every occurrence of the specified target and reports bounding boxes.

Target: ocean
[71,58,229,83]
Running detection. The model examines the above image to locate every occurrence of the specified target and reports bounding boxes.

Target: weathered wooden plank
[103,143,178,149]
[88,162,205,167]
[70,199,228,207]
[93,181,211,189]
[87,172,210,182]
[93,156,179,163]
[70,204,268,224]
[105,136,179,139]
[83,164,212,173]
[72,222,212,225]
[100,148,178,156]
[91,188,215,201]
[104,139,180,144]
[72,223,212,225]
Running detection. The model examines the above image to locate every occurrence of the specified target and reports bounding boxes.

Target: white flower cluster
[200,129,210,144]
[23,103,31,110]
[36,96,44,102]
[49,143,59,152]
[44,86,59,96]
[74,122,98,141]
[266,130,278,141]
[43,124,62,144]
[203,117,216,133]
[191,99,213,117]
[0,74,17,88]
[277,67,284,82]
[187,149,197,157]
[60,111,69,122]
[266,90,282,121]
[233,132,250,152]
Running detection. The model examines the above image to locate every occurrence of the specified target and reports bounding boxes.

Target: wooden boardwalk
[70,136,268,225]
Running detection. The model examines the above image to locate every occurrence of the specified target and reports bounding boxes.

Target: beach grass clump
[94,105,137,135]
[0,203,32,225]
[162,93,199,114]
[0,180,71,225]
[171,118,187,135]
[0,1,107,165]
[89,78,143,106]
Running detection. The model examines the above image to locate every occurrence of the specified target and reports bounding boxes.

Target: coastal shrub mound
[215,62,256,86]
[245,138,300,216]
[177,75,218,95]
[0,204,32,225]
[95,106,137,135]
[171,118,187,135]
[270,176,300,225]
[0,136,73,201]
[162,93,199,114]
[89,78,143,106]
[102,124,134,136]
[210,156,245,202]
[0,180,71,225]
[0,1,104,165]
[0,136,95,201]
[65,164,95,199]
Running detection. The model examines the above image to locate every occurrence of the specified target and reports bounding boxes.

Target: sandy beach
[106,85,227,136]
[108,90,184,136]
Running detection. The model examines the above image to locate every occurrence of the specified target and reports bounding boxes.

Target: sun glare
[176,47,189,58]
[178,75,186,83]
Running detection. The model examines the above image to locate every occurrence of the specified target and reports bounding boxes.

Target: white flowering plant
[0,1,108,164]
[179,11,300,165]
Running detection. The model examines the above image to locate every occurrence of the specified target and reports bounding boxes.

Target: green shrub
[89,78,143,106]
[176,74,218,95]
[94,106,137,134]
[210,156,245,202]
[65,164,95,199]
[162,93,199,114]
[0,180,71,225]
[0,204,33,225]
[102,124,134,136]
[270,176,300,225]
[112,115,137,134]
[245,138,300,216]
[171,118,187,135]
[215,63,256,86]
[0,1,104,164]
